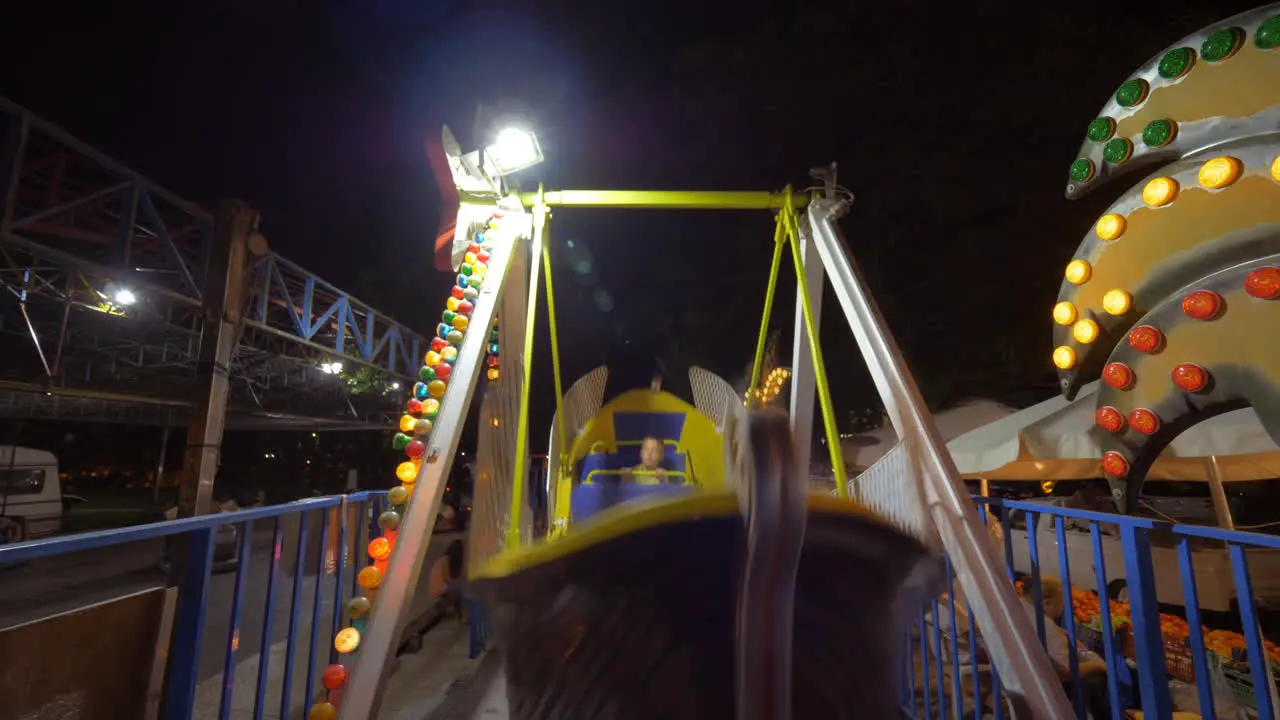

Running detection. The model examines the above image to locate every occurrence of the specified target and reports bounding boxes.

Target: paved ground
[0,511,462,686]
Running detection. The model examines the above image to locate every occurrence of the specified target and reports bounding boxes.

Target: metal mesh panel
[688,366,740,433]
[468,378,514,571]
[850,442,939,551]
[546,365,609,524]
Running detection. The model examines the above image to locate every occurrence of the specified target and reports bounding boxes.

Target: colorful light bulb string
[485,319,500,382]
[306,211,503,720]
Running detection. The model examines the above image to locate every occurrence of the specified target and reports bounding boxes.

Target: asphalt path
[0,511,463,684]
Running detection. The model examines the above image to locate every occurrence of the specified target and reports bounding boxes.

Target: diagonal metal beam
[10,181,131,230]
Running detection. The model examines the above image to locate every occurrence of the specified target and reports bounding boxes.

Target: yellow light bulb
[1101,289,1133,316]
[395,461,420,483]
[1272,154,1280,183]
[1041,480,1056,494]
[398,414,416,433]
[1094,213,1126,241]
[1072,319,1099,344]
[334,627,361,654]
[1142,177,1179,207]
[1052,302,1078,326]
[1065,260,1092,285]
[1198,156,1242,190]
[1052,346,1077,370]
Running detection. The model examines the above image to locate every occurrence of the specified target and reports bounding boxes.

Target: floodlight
[114,288,137,306]
[484,127,544,176]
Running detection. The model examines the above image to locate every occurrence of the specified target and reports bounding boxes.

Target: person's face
[640,440,663,469]
[1044,595,1065,621]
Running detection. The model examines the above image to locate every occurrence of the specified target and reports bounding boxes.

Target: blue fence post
[161,526,217,720]
[1227,542,1277,720]
[1118,524,1172,718]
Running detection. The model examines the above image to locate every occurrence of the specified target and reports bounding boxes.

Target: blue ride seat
[570,482,693,523]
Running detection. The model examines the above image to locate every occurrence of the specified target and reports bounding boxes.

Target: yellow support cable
[507,185,547,550]
[781,193,849,499]
[542,227,572,538]
[747,213,788,408]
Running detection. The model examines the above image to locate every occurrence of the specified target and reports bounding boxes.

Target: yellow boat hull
[470,492,940,719]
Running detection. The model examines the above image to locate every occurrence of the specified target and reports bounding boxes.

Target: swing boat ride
[302,6,1280,719]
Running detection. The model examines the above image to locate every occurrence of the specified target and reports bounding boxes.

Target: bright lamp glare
[320,361,344,375]
[484,127,544,176]
[113,288,137,306]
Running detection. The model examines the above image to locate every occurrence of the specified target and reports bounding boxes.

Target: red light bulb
[405,440,426,458]
[1243,266,1280,300]
[451,286,464,300]
[1128,408,1161,435]
[322,664,348,690]
[430,337,448,352]
[1171,363,1208,392]
[406,399,423,415]
[1181,290,1222,320]
[1127,325,1163,353]
[1102,362,1134,390]
[468,242,481,254]
[1101,451,1130,477]
[435,364,452,381]
[457,301,474,317]
[1096,406,1125,433]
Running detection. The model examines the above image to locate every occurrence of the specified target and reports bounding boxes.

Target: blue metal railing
[900,496,1280,720]
[0,490,388,720]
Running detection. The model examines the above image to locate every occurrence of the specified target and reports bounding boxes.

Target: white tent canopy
[945,382,1280,482]
[841,399,1016,469]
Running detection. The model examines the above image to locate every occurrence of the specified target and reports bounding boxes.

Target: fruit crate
[1208,653,1280,710]
[1161,637,1194,684]
[1075,620,1134,658]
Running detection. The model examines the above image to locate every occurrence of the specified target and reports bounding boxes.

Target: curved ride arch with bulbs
[1050,5,1280,511]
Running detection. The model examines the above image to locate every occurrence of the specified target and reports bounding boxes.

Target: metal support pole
[787,213,824,487]
[154,426,171,505]
[160,200,254,719]
[804,197,1073,718]
[506,189,546,551]
[542,234,570,476]
[175,199,255,519]
[1204,455,1235,530]
[338,206,519,720]
[514,189,811,211]
[781,201,846,499]
[747,216,787,405]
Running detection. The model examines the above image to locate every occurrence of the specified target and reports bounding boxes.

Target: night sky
[1,0,1264,441]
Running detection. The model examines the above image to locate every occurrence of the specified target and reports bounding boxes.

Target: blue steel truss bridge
[0,95,426,431]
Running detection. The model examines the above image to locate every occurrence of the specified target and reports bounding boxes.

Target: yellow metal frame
[505,189,849,550]
[582,468,694,486]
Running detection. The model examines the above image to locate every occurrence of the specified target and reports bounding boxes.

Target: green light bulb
[1115,79,1149,108]
[1256,15,1280,50]
[1069,159,1095,183]
[1103,138,1133,164]
[1201,27,1243,62]
[1142,119,1176,148]
[1086,118,1116,143]
[1157,47,1195,79]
